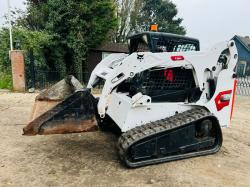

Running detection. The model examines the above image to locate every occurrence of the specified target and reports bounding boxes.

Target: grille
[141,68,195,92]
[117,68,198,102]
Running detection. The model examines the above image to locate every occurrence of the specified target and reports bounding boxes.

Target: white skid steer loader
[23,32,238,168]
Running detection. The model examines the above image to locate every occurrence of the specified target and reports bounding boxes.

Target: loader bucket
[23,76,98,135]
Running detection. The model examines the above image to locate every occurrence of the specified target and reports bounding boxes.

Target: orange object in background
[150,24,158,32]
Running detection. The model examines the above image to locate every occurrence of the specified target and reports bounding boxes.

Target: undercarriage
[118,108,222,167]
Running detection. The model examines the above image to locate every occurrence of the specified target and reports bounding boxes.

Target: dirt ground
[0,92,250,187]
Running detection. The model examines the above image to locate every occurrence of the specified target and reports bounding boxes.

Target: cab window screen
[174,44,197,52]
[153,37,198,52]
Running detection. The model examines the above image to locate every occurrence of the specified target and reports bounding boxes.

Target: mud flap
[23,76,98,135]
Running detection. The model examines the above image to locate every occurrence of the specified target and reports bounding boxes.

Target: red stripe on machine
[214,90,232,111]
[230,80,237,121]
[171,56,184,61]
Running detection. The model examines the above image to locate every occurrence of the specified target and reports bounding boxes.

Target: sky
[0,0,26,25]
[0,0,249,49]
[172,0,250,49]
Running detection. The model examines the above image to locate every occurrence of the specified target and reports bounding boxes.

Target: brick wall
[10,50,26,92]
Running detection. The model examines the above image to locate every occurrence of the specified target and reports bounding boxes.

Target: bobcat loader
[23,32,238,168]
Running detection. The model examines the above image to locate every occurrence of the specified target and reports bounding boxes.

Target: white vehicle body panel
[87,41,238,132]
[106,92,193,132]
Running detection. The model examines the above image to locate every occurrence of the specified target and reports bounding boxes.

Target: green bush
[0,27,52,71]
[0,72,12,90]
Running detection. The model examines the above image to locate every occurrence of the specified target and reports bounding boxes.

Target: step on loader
[23,32,238,168]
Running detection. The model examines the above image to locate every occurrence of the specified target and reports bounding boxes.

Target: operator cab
[128,32,200,54]
[117,32,201,103]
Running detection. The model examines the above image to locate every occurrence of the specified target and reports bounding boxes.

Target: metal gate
[236,77,250,96]
[236,63,250,96]
[25,50,87,90]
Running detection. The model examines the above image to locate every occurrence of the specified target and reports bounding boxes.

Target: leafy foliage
[0,27,51,90]
[133,0,186,34]
[17,0,117,76]
[0,71,12,89]
[0,0,184,87]
[0,27,51,71]
[113,0,136,43]
[113,0,186,43]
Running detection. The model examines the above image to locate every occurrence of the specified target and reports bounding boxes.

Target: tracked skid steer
[23,32,238,168]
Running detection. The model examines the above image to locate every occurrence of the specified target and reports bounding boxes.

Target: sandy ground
[0,92,250,187]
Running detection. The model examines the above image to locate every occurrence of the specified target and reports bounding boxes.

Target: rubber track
[118,107,222,168]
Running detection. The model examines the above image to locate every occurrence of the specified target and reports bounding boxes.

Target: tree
[113,0,139,43]
[16,0,117,78]
[134,0,186,34]
[0,28,51,89]
[0,27,51,71]
[113,0,186,43]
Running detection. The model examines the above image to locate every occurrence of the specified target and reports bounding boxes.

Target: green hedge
[0,27,52,71]
[0,71,12,90]
[0,28,53,90]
